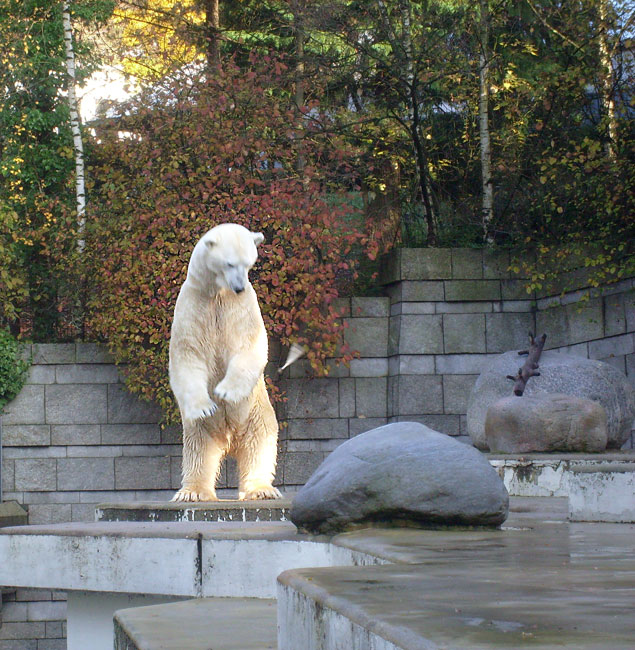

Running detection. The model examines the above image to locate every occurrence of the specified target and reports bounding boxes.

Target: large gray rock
[290,422,509,534]
[467,351,635,450]
[485,393,608,453]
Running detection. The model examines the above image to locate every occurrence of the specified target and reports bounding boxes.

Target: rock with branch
[506,333,547,396]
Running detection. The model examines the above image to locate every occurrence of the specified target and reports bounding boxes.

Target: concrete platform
[279,499,635,649]
[114,597,277,650]
[568,463,635,522]
[489,451,635,496]
[96,498,292,523]
[1,498,634,650]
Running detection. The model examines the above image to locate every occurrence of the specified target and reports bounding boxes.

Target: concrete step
[114,597,277,650]
[568,462,635,522]
[488,451,635,497]
[96,498,292,523]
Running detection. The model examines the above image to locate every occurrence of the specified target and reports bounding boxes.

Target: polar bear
[169,223,281,502]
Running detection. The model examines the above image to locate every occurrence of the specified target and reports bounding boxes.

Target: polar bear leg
[214,351,264,404]
[172,421,226,502]
[235,396,281,500]
[172,364,218,422]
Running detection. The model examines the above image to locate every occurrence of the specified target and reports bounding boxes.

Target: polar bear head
[187,223,264,294]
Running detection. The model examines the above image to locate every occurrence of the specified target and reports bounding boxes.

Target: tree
[86,54,375,422]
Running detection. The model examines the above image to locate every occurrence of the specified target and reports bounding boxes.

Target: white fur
[169,223,281,502]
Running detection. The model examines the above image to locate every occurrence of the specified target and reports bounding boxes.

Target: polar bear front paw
[239,485,282,500]
[213,378,247,404]
[171,487,218,502]
[184,397,218,422]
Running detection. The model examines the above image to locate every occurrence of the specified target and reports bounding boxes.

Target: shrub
[0,327,29,413]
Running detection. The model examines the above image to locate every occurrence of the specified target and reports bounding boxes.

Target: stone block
[332,297,351,317]
[338,378,355,418]
[565,298,604,345]
[401,248,452,280]
[443,314,486,353]
[283,451,325,485]
[100,424,162,445]
[349,417,388,437]
[0,601,27,621]
[45,621,64,638]
[399,315,443,354]
[483,250,510,279]
[285,419,349,440]
[122,444,180,457]
[435,354,492,375]
[1,425,50,447]
[161,425,182,445]
[498,300,535,312]
[57,458,115,491]
[45,384,107,425]
[51,425,101,446]
[286,439,344,452]
[485,312,536,353]
[400,281,445,302]
[501,279,533,300]
[435,301,493,313]
[349,358,388,377]
[67,445,122,457]
[2,458,14,492]
[451,248,483,279]
[393,375,443,415]
[31,344,75,365]
[378,250,401,285]
[343,317,389,357]
[107,384,162,424]
[285,378,339,419]
[589,333,634,360]
[444,280,501,302]
[26,504,72,525]
[75,342,115,364]
[388,315,400,355]
[71,503,98,522]
[351,297,390,318]
[171,455,183,490]
[0,622,46,641]
[400,303,436,314]
[355,378,387,418]
[2,385,45,425]
[443,375,478,414]
[115,456,171,490]
[26,365,56,384]
[55,364,120,384]
[14,459,56,491]
[603,294,627,337]
[625,291,634,332]
[601,355,626,373]
[26,601,66,621]
[389,355,435,376]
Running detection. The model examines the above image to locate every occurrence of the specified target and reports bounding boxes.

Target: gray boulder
[467,351,635,450]
[485,393,608,453]
[290,422,509,534]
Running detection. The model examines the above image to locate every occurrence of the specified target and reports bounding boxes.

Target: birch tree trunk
[479,0,494,243]
[292,0,306,174]
[598,0,617,159]
[62,1,86,253]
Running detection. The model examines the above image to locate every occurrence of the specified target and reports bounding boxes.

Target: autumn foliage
[87,55,378,423]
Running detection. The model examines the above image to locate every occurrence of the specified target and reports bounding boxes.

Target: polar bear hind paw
[171,487,218,502]
[239,485,282,500]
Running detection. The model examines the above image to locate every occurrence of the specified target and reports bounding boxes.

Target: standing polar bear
[169,223,281,502]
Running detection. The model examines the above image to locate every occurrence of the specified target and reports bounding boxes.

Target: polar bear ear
[205,237,216,249]
[252,232,265,246]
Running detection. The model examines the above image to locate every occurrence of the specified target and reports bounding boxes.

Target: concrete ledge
[568,463,635,522]
[114,597,277,650]
[488,452,635,497]
[96,498,292,523]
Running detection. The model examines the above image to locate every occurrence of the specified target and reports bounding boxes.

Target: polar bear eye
[226,263,235,269]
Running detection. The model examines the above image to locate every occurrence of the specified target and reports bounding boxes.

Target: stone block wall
[0,247,633,649]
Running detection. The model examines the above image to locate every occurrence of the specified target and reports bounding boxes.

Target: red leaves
[85,53,371,424]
